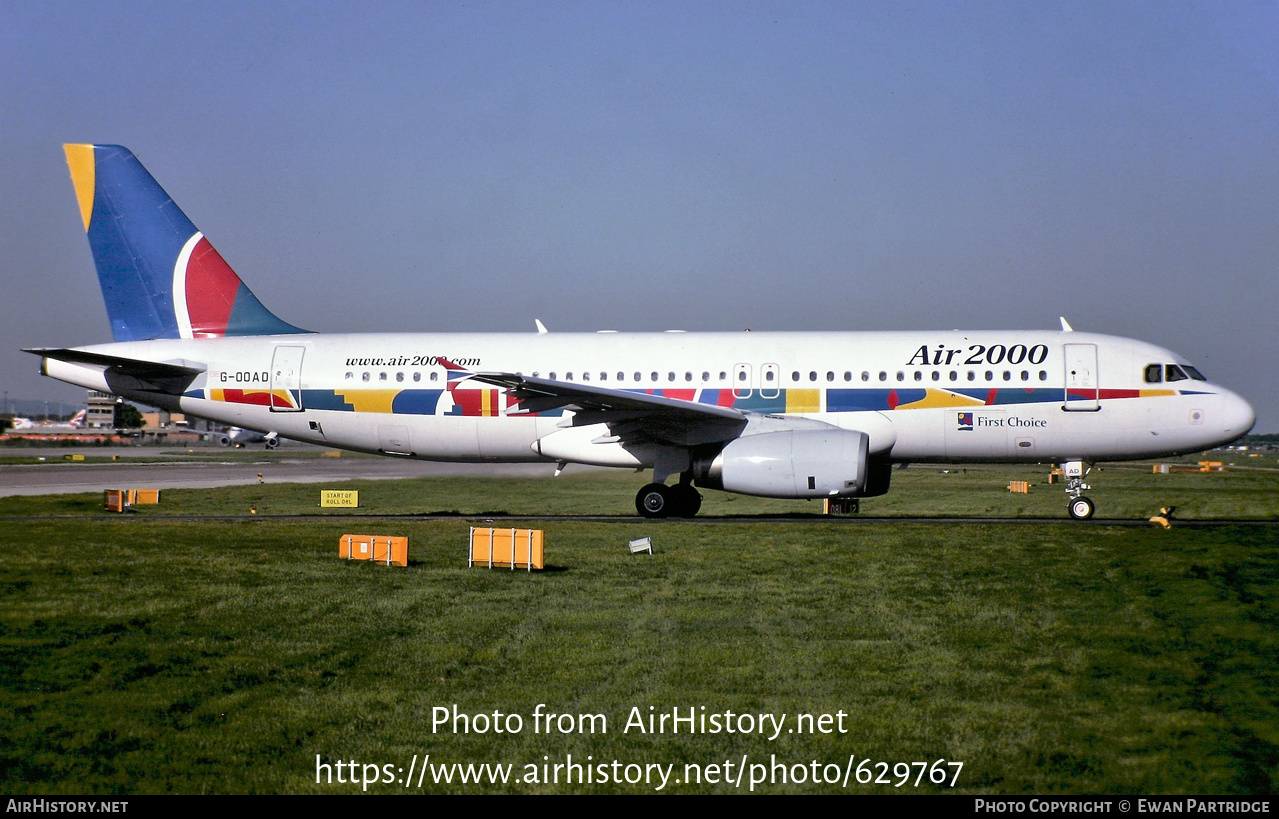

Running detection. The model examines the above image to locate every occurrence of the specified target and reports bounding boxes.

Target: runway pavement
[0,447,560,497]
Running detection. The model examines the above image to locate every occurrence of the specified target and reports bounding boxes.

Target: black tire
[668,484,703,518]
[1068,496,1095,520]
[636,483,671,518]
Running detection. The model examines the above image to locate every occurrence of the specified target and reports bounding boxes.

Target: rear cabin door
[270,345,305,412]
[1063,343,1099,412]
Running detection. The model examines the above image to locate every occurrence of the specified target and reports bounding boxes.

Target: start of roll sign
[321,490,359,508]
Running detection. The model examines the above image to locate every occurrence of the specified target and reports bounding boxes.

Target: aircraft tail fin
[63,144,308,341]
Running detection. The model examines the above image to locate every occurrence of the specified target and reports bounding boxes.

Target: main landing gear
[635,478,702,518]
[1061,460,1095,520]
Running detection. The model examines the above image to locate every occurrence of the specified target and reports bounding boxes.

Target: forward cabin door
[1063,343,1099,412]
[270,345,306,412]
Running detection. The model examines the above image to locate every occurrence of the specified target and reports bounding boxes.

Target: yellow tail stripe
[63,144,96,232]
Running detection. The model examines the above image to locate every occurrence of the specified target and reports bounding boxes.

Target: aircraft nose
[1220,389,1256,439]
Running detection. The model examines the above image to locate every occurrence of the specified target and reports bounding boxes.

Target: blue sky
[2,1,1277,430]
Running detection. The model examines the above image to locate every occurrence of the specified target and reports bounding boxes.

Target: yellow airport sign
[321,490,359,508]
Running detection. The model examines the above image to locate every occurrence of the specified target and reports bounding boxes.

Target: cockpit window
[1182,365,1206,381]
[1165,364,1189,383]
[1144,364,1162,383]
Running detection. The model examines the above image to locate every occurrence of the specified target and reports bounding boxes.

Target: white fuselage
[42,329,1255,467]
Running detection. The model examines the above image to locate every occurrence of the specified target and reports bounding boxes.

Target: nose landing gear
[1061,460,1094,520]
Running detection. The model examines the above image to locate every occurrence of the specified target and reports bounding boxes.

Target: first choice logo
[908,343,1049,367]
[961,414,1048,430]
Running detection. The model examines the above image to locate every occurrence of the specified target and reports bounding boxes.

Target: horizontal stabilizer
[26,347,204,395]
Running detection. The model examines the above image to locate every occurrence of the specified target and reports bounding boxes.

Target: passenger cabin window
[764,371,774,382]
[1144,364,1162,383]
[413,372,421,382]
[792,371,800,382]
[345,372,353,380]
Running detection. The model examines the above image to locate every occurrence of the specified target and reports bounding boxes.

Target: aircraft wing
[466,372,748,446]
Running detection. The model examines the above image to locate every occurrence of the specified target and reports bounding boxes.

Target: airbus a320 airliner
[28,145,1255,519]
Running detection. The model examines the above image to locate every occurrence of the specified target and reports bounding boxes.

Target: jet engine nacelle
[693,428,870,498]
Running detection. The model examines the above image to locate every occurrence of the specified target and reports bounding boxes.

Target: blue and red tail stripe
[64,144,307,342]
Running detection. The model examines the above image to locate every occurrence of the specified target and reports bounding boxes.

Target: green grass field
[2,449,1277,520]
[1,464,1276,794]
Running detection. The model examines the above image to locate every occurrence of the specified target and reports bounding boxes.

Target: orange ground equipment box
[340,534,409,567]
[469,527,544,571]
[104,489,162,512]
[105,489,127,512]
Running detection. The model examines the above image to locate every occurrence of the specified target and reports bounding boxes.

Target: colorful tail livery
[63,144,307,341]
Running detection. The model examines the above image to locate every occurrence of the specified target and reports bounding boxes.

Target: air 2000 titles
[907,343,1049,366]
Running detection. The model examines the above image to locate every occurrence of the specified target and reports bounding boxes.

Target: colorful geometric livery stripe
[447,388,519,417]
[210,388,299,410]
[64,144,307,342]
[198,385,1188,418]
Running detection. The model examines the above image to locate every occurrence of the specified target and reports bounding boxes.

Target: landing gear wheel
[668,484,703,518]
[1068,496,1095,520]
[636,483,671,518]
